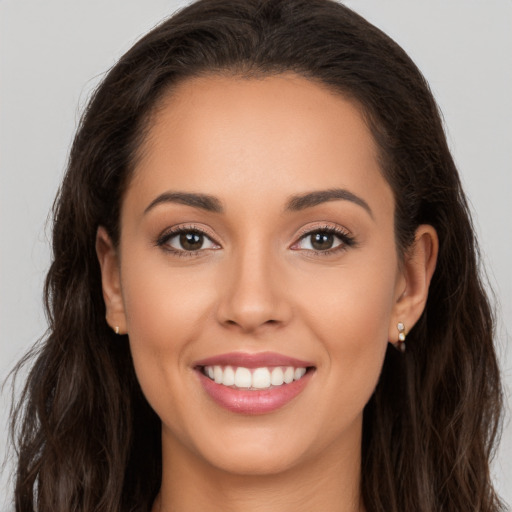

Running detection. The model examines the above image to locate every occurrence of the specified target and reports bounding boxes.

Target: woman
[9,0,505,510]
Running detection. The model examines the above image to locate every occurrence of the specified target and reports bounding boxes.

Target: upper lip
[193,351,315,369]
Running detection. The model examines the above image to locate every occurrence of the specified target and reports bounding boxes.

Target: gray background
[1,0,511,508]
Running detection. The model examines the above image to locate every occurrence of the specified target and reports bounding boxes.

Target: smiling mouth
[200,365,313,390]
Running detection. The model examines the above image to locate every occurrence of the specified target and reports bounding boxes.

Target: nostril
[219,309,284,331]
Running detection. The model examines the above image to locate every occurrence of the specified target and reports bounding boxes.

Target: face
[98,73,433,477]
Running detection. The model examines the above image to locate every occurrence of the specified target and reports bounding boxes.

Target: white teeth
[294,367,306,380]
[283,366,294,384]
[271,367,284,386]
[203,365,308,389]
[234,367,252,388]
[214,365,223,384]
[252,367,271,389]
[222,366,235,386]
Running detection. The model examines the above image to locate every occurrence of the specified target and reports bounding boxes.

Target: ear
[389,225,438,344]
[96,226,127,335]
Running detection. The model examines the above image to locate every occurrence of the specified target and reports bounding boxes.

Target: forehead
[127,73,393,217]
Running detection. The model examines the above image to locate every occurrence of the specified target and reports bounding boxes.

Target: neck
[153,425,364,512]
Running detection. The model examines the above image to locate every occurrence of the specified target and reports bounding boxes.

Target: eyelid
[155,223,222,252]
[155,222,355,256]
[293,222,353,241]
[290,222,356,253]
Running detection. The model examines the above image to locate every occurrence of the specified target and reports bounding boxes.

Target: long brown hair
[10,0,505,510]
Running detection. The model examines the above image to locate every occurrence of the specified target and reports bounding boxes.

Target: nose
[216,244,292,333]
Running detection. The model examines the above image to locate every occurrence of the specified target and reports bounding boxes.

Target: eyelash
[155,224,356,257]
[292,225,356,256]
[155,224,219,258]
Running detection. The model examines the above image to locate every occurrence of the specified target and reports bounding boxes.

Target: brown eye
[159,229,220,253]
[310,232,335,250]
[179,232,204,251]
[292,228,353,254]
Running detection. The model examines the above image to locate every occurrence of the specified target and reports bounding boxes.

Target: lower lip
[196,369,314,415]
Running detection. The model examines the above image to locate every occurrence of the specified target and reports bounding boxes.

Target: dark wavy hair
[9,0,504,510]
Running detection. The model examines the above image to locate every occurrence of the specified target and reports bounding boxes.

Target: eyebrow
[143,187,373,218]
[285,188,373,218]
[144,191,224,214]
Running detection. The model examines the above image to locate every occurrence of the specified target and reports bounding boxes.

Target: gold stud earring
[114,326,120,335]
[397,322,406,352]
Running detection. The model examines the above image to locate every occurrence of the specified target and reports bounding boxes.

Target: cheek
[296,253,398,346]
[119,251,218,418]
[122,251,216,345]
[293,252,398,410]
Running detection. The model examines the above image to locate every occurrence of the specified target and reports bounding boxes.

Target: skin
[96,73,438,512]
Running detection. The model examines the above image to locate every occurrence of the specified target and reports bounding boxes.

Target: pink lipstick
[194,352,315,415]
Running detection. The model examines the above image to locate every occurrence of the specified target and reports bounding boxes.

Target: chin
[169,422,311,477]
[203,445,304,477]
